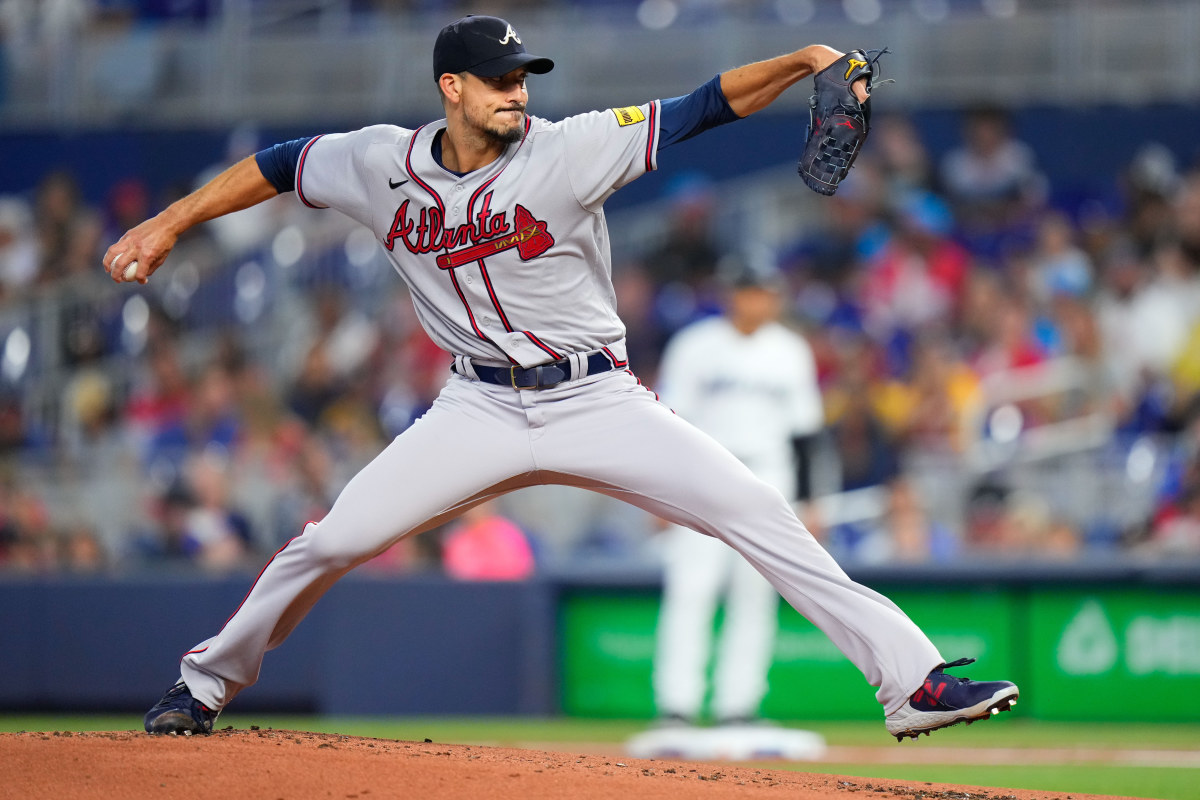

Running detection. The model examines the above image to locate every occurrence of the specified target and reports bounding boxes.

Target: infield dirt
[0,729,1151,800]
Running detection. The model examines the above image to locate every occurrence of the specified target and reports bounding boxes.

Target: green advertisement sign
[560,586,1200,721]
[560,587,1017,720]
[1026,590,1200,720]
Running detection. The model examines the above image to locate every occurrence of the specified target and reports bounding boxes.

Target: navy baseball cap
[433,16,555,80]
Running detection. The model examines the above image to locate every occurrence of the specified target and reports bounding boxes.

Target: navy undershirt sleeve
[254,137,315,194]
[658,74,741,150]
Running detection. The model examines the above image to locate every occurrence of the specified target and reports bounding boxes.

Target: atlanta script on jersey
[295,104,660,368]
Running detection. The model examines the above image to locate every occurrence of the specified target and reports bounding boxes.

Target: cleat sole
[887,687,1019,742]
[146,710,211,736]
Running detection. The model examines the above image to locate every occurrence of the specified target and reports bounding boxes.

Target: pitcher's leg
[652,524,727,721]
[181,378,535,710]
[536,373,942,713]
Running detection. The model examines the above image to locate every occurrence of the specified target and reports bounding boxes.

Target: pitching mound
[1,729,1144,800]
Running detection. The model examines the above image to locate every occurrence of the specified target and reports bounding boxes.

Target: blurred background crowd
[2,0,1200,578]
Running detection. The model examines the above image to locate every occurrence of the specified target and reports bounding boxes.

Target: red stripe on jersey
[523,332,561,360]
[296,135,327,209]
[626,368,660,401]
[449,268,491,343]
[405,125,445,217]
[478,261,514,332]
[601,346,628,368]
[205,526,308,642]
[644,102,658,173]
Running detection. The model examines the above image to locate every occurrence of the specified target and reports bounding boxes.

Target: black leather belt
[461,352,618,389]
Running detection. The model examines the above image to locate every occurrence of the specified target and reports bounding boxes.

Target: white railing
[965,356,1117,472]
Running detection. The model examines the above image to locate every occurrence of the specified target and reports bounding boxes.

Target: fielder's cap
[433,16,554,80]
[718,248,786,292]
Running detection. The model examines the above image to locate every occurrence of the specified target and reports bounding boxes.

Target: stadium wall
[1,565,1197,721]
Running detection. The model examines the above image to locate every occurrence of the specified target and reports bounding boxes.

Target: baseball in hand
[123,260,140,281]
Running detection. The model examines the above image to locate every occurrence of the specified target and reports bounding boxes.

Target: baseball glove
[798,48,888,196]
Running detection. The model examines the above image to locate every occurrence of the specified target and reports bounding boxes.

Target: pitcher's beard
[466,105,525,145]
[485,115,525,144]
[486,124,524,145]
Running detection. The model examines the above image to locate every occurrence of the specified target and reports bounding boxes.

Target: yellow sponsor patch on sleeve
[611,106,646,127]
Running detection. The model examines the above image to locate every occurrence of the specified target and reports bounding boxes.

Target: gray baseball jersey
[174,103,944,719]
[294,105,659,368]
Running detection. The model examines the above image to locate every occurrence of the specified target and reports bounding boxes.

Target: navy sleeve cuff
[658,74,741,150]
[254,137,315,194]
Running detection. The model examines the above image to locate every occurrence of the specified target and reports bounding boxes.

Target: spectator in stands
[58,523,107,572]
[102,177,152,255]
[59,368,147,556]
[56,213,112,366]
[441,500,536,581]
[181,446,255,570]
[819,337,906,562]
[0,196,39,297]
[146,358,241,471]
[1095,240,1199,431]
[859,190,969,356]
[0,467,54,572]
[639,171,726,335]
[136,480,198,565]
[1139,405,1200,556]
[1027,211,1094,309]
[872,113,938,198]
[611,263,665,379]
[283,284,380,426]
[270,428,338,547]
[970,291,1046,378]
[137,449,254,571]
[784,160,890,298]
[897,332,980,456]
[1172,167,1200,271]
[883,476,959,563]
[33,168,95,284]
[939,104,1048,259]
[1121,142,1181,258]
[125,334,190,456]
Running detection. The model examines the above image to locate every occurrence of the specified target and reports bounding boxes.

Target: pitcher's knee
[301,521,390,570]
[737,479,795,519]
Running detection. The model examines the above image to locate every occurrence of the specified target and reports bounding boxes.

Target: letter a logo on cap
[499,24,522,45]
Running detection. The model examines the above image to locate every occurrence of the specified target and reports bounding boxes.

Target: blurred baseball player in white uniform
[653,251,822,727]
[106,14,1018,741]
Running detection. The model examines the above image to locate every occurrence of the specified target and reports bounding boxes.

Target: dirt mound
[0,729,1145,800]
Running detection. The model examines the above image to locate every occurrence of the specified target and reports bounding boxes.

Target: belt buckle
[510,366,537,390]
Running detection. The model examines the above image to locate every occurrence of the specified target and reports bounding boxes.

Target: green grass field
[3,715,1198,800]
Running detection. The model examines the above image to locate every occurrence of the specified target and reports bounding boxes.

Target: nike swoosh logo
[388,178,408,189]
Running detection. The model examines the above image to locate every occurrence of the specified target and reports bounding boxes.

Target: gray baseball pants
[180,369,943,715]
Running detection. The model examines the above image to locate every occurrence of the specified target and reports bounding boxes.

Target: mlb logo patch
[611,106,646,127]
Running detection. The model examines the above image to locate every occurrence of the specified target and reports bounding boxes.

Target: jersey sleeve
[294,125,402,227]
[556,102,661,211]
[658,74,740,149]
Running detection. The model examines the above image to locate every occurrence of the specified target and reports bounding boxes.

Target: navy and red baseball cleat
[885,657,1018,741]
[144,681,218,735]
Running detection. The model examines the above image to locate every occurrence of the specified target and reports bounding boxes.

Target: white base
[625,723,826,762]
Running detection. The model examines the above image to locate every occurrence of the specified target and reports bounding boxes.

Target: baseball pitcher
[106,15,1018,742]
